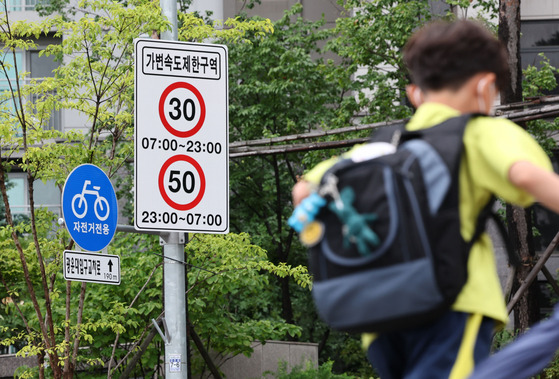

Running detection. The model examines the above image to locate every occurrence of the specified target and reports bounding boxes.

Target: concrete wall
[206,340,319,379]
[1,340,318,378]
[0,354,37,378]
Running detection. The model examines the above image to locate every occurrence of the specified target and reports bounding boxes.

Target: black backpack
[297,115,512,333]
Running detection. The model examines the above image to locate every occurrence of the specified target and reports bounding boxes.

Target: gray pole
[158,0,187,376]
[160,0,178,41]
[161,232,188,377]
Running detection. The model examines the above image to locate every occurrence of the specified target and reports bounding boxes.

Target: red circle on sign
[158,155,206,211]
[159,82,206,138]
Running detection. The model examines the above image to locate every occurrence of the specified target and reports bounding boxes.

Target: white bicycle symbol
[71,180,110,221]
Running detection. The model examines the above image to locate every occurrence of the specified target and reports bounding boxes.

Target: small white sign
[169,354,181,372]
[63,250,121,285]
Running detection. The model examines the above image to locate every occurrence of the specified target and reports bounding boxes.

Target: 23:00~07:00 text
[141,211,223,226]
[141,138,222,154]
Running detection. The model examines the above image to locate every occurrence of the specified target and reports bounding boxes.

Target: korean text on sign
[142,47,220,80]
[73,222,110,235]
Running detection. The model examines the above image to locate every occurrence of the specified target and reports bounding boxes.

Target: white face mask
[412,87,423,107]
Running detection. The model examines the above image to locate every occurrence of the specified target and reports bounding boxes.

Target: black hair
[403,20,509,91]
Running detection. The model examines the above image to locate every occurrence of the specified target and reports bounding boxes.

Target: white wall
[521,0,559,20]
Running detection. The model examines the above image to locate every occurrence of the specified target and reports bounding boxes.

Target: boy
[292,20,559,378]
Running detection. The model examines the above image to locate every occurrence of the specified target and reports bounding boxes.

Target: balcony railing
[6,0,49,12]
[10,203,62,217]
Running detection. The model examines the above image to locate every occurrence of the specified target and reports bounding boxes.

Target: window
[7,0,50,12]
[29,46,61,130]
[29,49,58,77]
[521,20,559,51]
[0,34,61,130]
[6,172,61,216]
[0,51,22,134]
[6,175,26,214]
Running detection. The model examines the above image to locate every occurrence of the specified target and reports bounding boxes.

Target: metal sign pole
[158,0,187,376]
[160,0,177,41]
[160,232,187,376]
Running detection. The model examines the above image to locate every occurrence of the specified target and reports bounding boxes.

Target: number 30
[168,97,196,121]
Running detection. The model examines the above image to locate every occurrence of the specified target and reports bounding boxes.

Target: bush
[264,360,367,379]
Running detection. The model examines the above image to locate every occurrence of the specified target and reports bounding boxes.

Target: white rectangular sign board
[63,250,121,285]
[134,39,229,233]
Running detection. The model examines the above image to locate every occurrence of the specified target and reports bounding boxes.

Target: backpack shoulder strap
[369,123,406,145]
[369,114,475,151]
[405,114,474,171]
[470,197,520,267]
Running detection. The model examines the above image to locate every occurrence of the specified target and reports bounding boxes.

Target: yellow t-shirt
[408,103,551,324]
[304,103,552,328]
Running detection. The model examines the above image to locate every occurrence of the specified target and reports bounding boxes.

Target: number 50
[168,170,195,194]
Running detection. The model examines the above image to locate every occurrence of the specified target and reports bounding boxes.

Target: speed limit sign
[134,39,228,233]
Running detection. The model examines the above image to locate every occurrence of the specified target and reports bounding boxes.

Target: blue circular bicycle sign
[62,164,118,252]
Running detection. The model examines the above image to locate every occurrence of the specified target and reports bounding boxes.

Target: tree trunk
[271,154,295,329]
[279,275,295,326]
[499,0,541,330]
[507,205,541,330]
[499,0,522,103]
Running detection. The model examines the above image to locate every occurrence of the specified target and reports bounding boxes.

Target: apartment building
[0,36,63,217]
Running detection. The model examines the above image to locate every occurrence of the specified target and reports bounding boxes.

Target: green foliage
[469,0,499,16]
[491,328,517,353]
[264,360,363,379]
[523,54,559,154]
[226,4,355,266]
[446,0,498,19]
[185,233,310,376]
[0,211,165,375]
[327,0,428,123]
[328,0,498,123]
[0,0,285,377]
[34,0,74,18]
[223,12,367,378]
[228,4,348,144]
[178,12,273,43]
[225,8,353,350]
[538,354,559,379]
[524,54,559,99]
[225,2,422,376]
